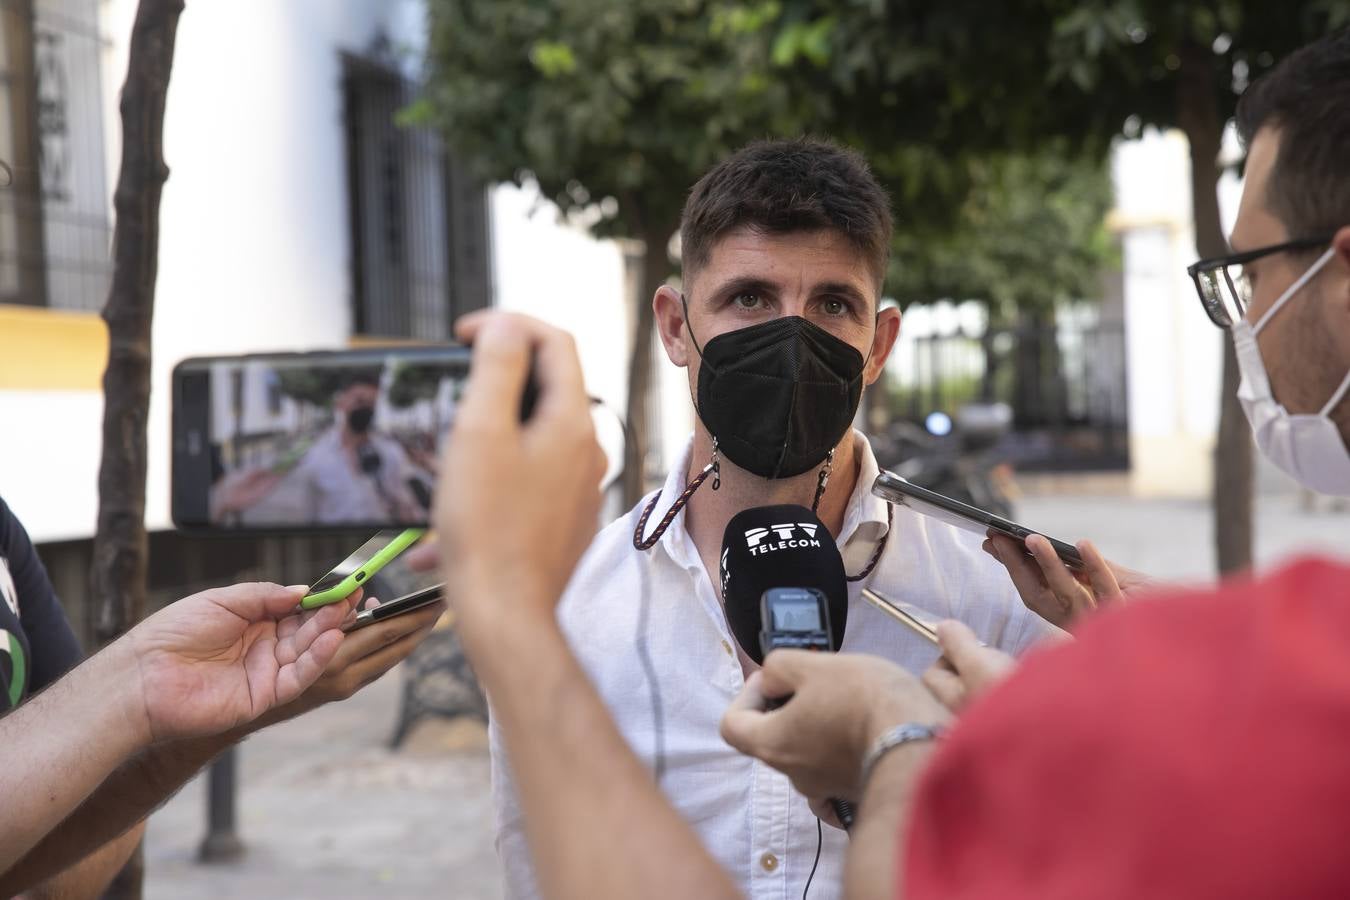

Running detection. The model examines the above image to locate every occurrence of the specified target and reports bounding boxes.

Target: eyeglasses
[1187,236,1332,328]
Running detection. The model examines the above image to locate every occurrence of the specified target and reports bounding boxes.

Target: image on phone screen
[173,348,471,530]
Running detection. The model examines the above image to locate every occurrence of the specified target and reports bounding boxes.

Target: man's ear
[1334,225,1350,310]
[654,285,692,368]
[863,306,902,386]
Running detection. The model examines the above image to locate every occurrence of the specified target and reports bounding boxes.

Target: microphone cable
[803,817,823,900]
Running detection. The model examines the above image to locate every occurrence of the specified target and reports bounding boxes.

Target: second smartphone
[872,470,1085,570]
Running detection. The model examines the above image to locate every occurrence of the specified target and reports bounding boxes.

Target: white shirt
[282,427,419,525]
[490,432,1057,899]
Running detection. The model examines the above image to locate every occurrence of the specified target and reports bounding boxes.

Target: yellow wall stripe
[0,304,108,391]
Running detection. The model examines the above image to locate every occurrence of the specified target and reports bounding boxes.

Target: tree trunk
[92,2,185,894]
[1,0,49,306]
[1178,41,1253,576]
[621,222,672,508]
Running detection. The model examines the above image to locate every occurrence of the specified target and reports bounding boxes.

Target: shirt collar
[641,431,892,571]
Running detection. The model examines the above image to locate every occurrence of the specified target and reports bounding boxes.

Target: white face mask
[1231,247,1350,496]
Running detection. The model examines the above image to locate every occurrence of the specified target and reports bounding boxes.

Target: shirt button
[721,640,734,657]
[760,853,779,872]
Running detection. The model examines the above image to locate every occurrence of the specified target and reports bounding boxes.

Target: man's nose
[776,294,811,318]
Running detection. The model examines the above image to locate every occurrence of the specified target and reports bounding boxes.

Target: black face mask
[346,406,375,434]
[686,304,868,479]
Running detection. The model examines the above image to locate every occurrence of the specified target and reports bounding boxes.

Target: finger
[758,649,818,699]
[1025,535,1089,608]
[808,795,845,831]
[468,312,591,422]
[525,324,589,426]
[726,671,770,715]
[932,619,984,674]
[456,315,534,431]
[332,619,438,692]
[990,535,1056,610]
[276,629,346,706]
[278,597,355,665]
[404,541,439,572]
[922,664,966,711]
[331,601,446,666]
[1077,540,1124,603]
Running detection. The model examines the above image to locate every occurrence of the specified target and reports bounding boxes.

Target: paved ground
[144,668,503,900]
[143,486,1349,899]
[1016,488,1349,583]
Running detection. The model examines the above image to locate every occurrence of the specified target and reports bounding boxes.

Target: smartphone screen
[173,347,474,531]
[308,533,399,594]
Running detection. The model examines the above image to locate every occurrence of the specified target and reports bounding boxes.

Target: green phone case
[300,528,426,609]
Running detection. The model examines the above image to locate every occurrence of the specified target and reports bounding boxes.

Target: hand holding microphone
[718,505,952,830]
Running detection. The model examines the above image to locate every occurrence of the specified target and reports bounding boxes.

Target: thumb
[203,582,308,622]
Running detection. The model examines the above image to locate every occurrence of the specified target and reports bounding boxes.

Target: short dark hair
[679,138,893,289]
[1236,30,1350,239]
[340,369,382,391]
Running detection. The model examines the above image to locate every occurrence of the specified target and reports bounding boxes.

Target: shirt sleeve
[0,497,84,692]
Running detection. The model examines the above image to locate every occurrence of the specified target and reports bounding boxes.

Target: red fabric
[903,557,1350,900]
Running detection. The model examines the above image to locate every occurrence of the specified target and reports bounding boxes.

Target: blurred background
[1,0,1348,897]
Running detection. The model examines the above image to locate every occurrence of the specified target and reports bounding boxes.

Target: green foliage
[420,0,815,245]
[271,368,379,409]
[420,0,1120,311]
[387,363,447,409]
[888,149,1117,316]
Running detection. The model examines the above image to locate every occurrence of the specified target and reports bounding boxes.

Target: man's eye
[733,293,762,310]
[821,298,847,316]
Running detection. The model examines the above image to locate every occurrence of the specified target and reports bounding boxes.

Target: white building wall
[1112,128,1242,497]
[7,0,644,541]
[491,182,693,491]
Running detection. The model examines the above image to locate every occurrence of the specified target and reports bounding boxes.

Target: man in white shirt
[275,372,425,525]
[490,138,1059,899]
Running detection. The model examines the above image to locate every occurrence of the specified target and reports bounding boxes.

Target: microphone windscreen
[720,504,847,665]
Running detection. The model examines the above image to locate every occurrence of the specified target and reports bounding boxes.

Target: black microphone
[721,505,847,664]
[720,504,857,831]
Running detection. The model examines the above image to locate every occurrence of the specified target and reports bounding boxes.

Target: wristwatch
[860,722,945,788]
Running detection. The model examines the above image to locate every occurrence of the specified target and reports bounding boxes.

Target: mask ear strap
[1253,247,1337,334]
[1320,368,1350,418]
[681,293,709,360]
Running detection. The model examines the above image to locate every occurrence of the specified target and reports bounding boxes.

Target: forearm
[0,641,150,871]
[464,609,739,900]
[0,730,241,895]
[845,743,935,900]
[22,823,144,900]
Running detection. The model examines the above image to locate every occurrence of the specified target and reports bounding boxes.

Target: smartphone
[860,588,940,645]
[343,582,445,632]
[171,346,536,532]
[300,528,425,609]
[871,470,1085,570]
